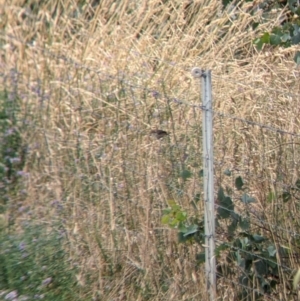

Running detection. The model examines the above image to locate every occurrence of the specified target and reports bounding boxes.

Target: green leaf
[167,199,176,207]
[270,34,282,45]
[193,193,201,203]
[252,22,259,31]
[267,245,277,257]
[169,219,178,228]
[222,0,234,6]
[215,243,229,257]
[240,193,256,204]
[295,6,300,16]
[254,32,270,50]
[289,0,299,12]
[239,217,250,230]
[252,234,265,243]
[178,231,193,243]
[198,169,204,177]
[224,168,231,176]
[218,196,234,219]
[254,38,264,50]
[178,223,188,233]
[222,196,234,210]
[230,211,240,222]
[217,207,230,219]
[235,176,244,190]
[228,219,238,235]
[282,191,291,203]
[162,208,171,215]
[260,32,271,43]
[176,211,187,222]
[236,250,243,267]
[180,169,192,180]
[281,33,291,43]
[196,252,205,264]
[183,224,199,237]
[161,215,170,224]
[292,32,300,45]
[254,259,268,276]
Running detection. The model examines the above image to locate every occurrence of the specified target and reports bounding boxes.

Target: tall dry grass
[2,0,300,300]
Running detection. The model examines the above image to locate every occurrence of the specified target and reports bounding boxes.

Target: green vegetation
[0,87,25,217]
[223,0,300,62]
[0,224,78,301]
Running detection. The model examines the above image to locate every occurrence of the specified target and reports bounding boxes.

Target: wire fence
[2,33,300,300]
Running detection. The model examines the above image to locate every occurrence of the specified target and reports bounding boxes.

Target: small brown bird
[149,129,169,139]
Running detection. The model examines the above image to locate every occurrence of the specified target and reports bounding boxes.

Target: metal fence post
[192,68,216,300]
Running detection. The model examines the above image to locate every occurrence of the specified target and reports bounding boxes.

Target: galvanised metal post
[192,68,216,300]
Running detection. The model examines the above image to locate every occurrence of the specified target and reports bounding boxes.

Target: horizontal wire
[3,32,300,262]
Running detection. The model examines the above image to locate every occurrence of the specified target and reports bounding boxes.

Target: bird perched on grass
[149,129,169,139]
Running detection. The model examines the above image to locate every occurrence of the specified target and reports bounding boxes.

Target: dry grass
[2,0,300,300]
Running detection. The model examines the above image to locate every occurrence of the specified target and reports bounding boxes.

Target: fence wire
[2,33,300,300]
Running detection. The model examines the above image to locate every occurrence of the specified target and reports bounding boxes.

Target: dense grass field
[2,1,300,300]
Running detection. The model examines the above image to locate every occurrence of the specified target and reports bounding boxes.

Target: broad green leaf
[215,243,229,257]
[222,0,231,6]
[281,33,291,43]
[230,211,240,222]
[167,199,176,207]
[289,0,299,12]
[169,219,178,228]
[193,193,201,203]
[235,176,244,190]
[218,196,234,219]
[217,187,226,202]
[270,34,281,45]
[253,38,264,50]
[162,208,171,215]
[161,215,170,224]
[183,224,199,237]
[176,211,187,222]
[196,252,205,264]
[252,234,265,243]
[239,217,250,230]
[267,245,277,257]
[292,31,300,44]
[224,168,231,176]
[254,259,268,275]
[218,207,230,219]
[252,22,259,30]
[239,237,250,249]
[254,32,270,50]
[221,196,234,209]
[178,223,187,233]
[282,191,291,203]
[178,231,193,243]
[228,219,238,235]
